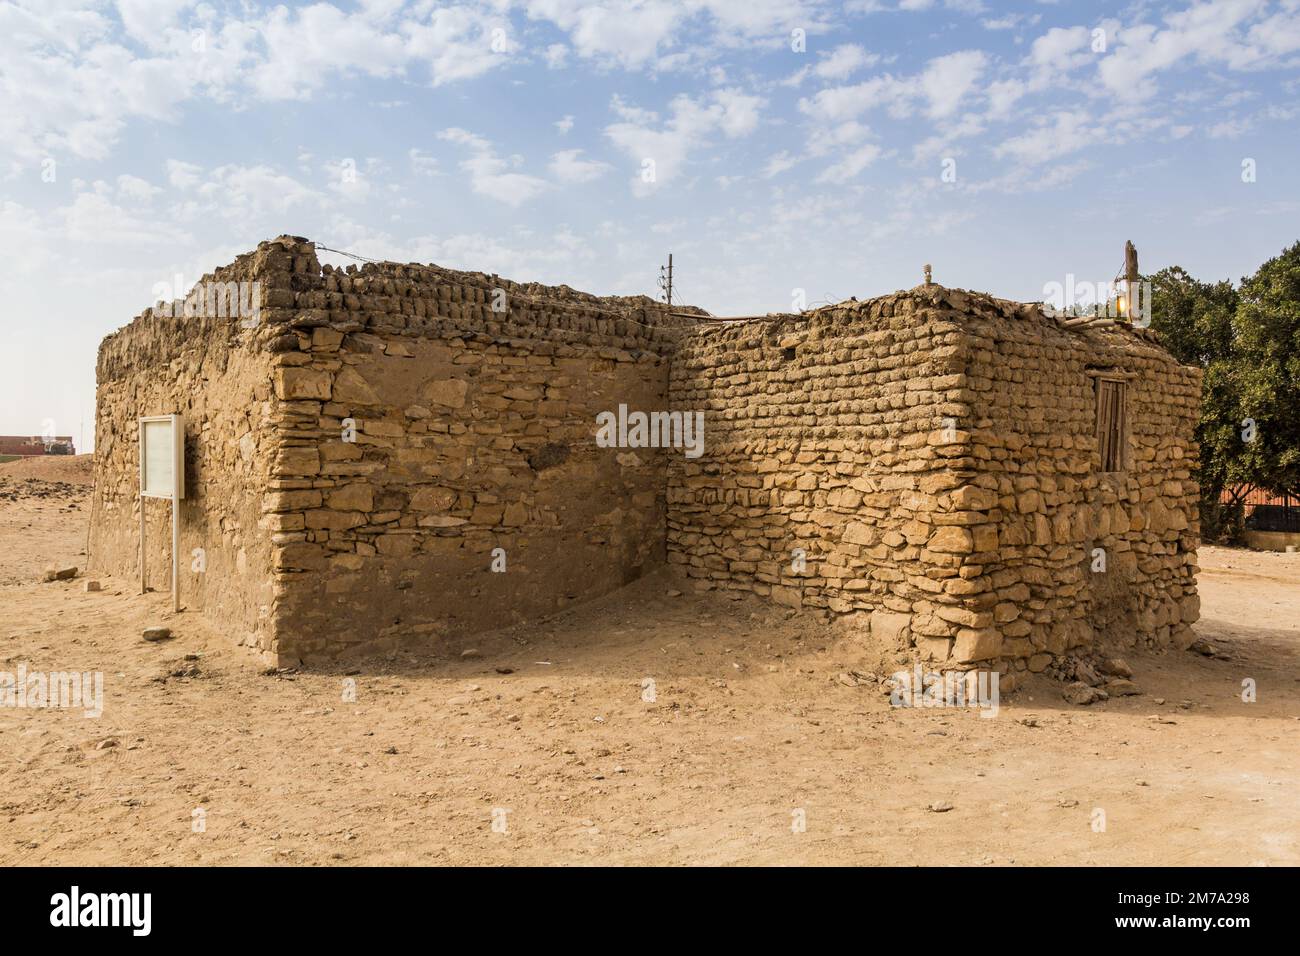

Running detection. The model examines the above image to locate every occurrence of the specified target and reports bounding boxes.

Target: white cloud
[0,200,55,281]
[409,149,440,176]
[62,191,189,244]
[697,0,828,38]
[404,6,516,86]
[986,78,1029,118]
[438,127,492,152]
[1029,26,1094,74]
[166,159,202,190]
[983,14,1031,31]
[0,0,516,161]
[0,3,263,161]
[712,88,764,137]
[992,110,1101,165]
[519,0,830,68]
[815,144,882,184]
[522,0,687,68]
[799,50,986,123]
[248,4,406,99]
[115,0,196,45]
[965,159,1093,194]
[549,149,612,184]
[1097,0,1289,101]
[604,88,767,195]
[1249,4,1300,55]
[763,151,799,178]
[439,128,547,205]
[544,42,570,68]
[115,174,161,202]
[806,120,874,158]
[326,158,371,201]
[909,113,984,163]
[195,164,319,216]
[799,75,910,123]
[1207,118,1252,138]
[919,50,987,119]
[814,44,879,81]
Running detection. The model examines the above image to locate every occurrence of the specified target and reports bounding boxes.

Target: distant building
[1221,485,1300,533]
[0,435,76,456]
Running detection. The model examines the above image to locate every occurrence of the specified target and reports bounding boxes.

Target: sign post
[139,415,185,613]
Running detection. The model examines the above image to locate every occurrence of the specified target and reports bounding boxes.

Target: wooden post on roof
[1121,240,1139,319]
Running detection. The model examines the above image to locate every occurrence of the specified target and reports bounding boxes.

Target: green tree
[1234,241,1300,498]
[1147,266,1237,368]
[1147,243,1300,541]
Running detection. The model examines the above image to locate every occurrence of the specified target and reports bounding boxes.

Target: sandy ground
[1,457,1297,866]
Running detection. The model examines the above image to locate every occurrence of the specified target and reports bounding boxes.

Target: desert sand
[1,455,1296,865]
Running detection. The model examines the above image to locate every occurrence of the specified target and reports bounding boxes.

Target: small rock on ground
[1106,679,1143,697]
[1063,682,1109,706]
[1100,657,1133,678]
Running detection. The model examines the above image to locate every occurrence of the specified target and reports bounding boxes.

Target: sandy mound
[0,452,94,485]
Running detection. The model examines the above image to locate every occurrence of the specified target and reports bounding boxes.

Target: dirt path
[1,471,1297,865]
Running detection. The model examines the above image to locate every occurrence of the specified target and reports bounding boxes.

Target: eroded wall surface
[91,240,1200,670]
[90,250,282,658]
[961,305,1202,671]
[666,286,1202,671]
[258,239,688,663]
[666,289,981,653]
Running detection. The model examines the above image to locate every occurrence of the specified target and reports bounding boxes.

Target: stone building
[91,236,1201,670]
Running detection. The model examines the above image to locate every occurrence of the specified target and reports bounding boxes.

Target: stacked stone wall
[93,237,691,664]
[960,309,1202,672]
[666,289,980,655]
[666,286,1202,669]
[91,240,1201,668]
[91,249,282,656]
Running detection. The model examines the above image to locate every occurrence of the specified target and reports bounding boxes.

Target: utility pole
[658,254,673,307]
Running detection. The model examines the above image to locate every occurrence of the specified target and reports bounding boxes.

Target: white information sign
[139,416,185,499]
[138,415,185,612]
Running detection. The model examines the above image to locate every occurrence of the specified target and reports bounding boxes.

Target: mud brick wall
[666,286,1202,670]
[92,238,1200,670]
[90,248,284,656]
[962,309,1202,672]
[255,238,689,664]
[666,290,979,652]
[91,237,692,665]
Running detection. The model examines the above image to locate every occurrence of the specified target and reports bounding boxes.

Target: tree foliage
[1147,242,1300,540]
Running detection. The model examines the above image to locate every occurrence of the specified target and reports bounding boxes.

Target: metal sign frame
[138,415,185,612]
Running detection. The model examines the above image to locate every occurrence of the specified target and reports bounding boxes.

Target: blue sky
[2,0,1298,450]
